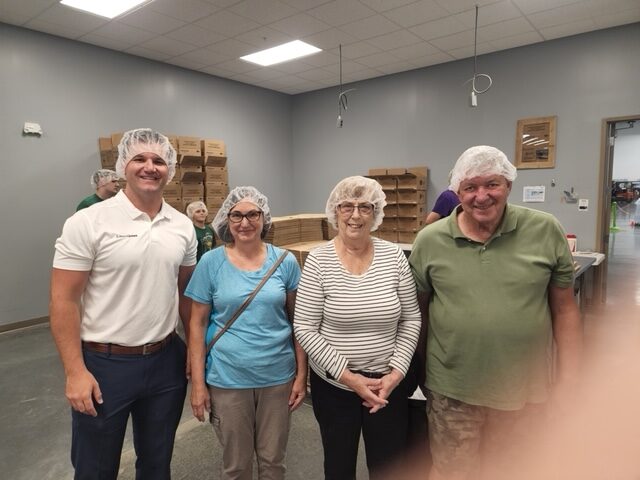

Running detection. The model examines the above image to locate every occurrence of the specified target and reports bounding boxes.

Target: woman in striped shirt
[294,176,421,480]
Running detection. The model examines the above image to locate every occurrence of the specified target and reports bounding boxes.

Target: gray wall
[291,23,640,248]
[0,23,293,326]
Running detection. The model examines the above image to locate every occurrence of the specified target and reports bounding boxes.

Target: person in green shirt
[76,169,120,211]
[186,201,216,261]
[409,146,582,480]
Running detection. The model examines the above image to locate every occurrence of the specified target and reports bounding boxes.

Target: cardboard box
[181,184,204,197]
[178,136,201,155]
[407,167,428,178]
[166,135,178,150]
[397,231,418,244]
[397,174,426,190]
[111,133,124,148]
[201,139,226,156]
[384,191,398,204]
[371,176,397,189]
[386,168,407,176]
[206,197,226,209]
[164,181,181,197]
[378,231,398,242]
[383,205,398,218]
[177,165,204,184]
[164,196,182,211]
[98,137,112,152]
[205,167,228,184]
[205,183,229,197]
[100,151,116,169]
[397,217,425,231]
[397,190,425,204]
[178,154,204,167]
[368,168,388,176]
[378,219,397,232]
[397,204,426,217]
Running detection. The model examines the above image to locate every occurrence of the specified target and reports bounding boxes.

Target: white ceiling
[2,0,639,95]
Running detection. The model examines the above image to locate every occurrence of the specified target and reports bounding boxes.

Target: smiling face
[192,207,207,225]
[123,151,169,197]
[228,200,264,244]
[457,174,511,230]
[335,198,375,244]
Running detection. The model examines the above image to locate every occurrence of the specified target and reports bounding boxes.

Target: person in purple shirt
[425,189,460,225]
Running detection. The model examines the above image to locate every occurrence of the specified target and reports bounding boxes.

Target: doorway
[596,115,640,305]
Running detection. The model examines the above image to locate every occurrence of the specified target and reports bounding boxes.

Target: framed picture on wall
[515,116,557,169]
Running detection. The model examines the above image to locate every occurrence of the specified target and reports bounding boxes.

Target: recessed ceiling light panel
[60,0,152,19]
[240,40,321,67]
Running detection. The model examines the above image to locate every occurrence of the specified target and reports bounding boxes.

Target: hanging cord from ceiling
[464,4,492,107]
[337,44,356,128]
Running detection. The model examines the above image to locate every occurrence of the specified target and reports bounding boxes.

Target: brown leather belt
[82,332,176,355]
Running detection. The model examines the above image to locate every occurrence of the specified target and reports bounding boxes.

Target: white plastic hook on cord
[336,44,356,128]
[464,5,493,107]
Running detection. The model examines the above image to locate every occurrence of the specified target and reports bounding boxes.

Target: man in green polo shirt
[76,169,120,211]
[409,146,582,480]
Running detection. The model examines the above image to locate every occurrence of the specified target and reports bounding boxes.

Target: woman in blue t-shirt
[186,186,306,480]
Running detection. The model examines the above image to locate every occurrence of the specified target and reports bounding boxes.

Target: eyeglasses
[337,203,375,215]
[228,210,263,223]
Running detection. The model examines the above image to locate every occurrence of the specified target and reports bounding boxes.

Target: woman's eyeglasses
[337,203,374,215]
[228,210,263,223]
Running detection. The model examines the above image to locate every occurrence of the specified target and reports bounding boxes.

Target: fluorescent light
[60,0,151,19]
[240,40,321,67]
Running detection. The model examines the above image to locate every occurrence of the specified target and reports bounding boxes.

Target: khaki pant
[209,380,293,480]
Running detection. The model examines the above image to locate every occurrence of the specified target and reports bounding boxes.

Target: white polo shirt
[54,190,197,345]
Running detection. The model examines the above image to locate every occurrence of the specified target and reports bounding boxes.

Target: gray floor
[0,324,368,479]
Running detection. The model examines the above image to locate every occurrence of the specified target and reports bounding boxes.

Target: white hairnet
[115,128,177,182]
[186,200,207,220]
[449,146,517,193]
[325,176,386,231]
[212,186,272,243]
[90,169,119,188]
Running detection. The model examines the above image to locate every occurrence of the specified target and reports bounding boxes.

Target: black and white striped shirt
[294,237,421,391]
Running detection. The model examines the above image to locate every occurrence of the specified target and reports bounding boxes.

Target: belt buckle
[142,343,152,355]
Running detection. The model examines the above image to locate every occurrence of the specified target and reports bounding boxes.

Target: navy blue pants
[310,369,409,480]
[71,335,187,480]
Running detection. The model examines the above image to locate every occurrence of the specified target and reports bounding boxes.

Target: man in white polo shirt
[50,128,197,480]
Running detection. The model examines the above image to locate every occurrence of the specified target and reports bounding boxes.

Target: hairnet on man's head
[186,201,207,220]
[325,176,386,231]
[212,186,272,243]
[90,169,119,188]
[449,146,517,193]
[115,128,177,182]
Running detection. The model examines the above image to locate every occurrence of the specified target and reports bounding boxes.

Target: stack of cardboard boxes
[368,167,428,244]
[97,134,229,222]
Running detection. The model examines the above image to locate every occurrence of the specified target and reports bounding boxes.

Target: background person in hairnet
[186,186,306,480]
[409,146,582,480]
[186,200,216,261]
[76,169,120,211]
[50,128,197,479]
[294,176,421,480]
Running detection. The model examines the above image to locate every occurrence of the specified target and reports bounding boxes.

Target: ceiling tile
[149,0,218,22]
[477,17,534,43]
[355,51,401,68]
[166,57,208,70]
[176,47,232,64]
[539,18,597,40]
[195,10,260,37]
[0,11,33,25]
[125,45,173,61]
[594,7,640,29]
[271,60,316,74]
[0,0,57,19]
[388,41,440,60]
[30,3,107,31]
[118,9,186,35]
[447,41,494,59]
[229,0,297,24]
[22,18,87,39]
[433,0,502,15]
[511,0,584,15]
[527,3,593,29]
[376,60,417,74]
[140,36,196,57]
[299,50,339,67]
[198,64,237,77]
[208,37,258,56]
[165,24,227,48]
[280,0,335,9]
[340,41,381,59]
[367,29,422,50]
[269,13,331,37]
[340,14,400,41]
[358,0,417,13]
[234,26,293,48]
[323,59,369,75]
[429,29,475,51]
[409,15,469,41]
[201,0,245,8]
[302,27,358,50]
[343,67,381,82]
[80,33,136,51]
[308,0,376,27]
[410,51,455,68]
[92,22,157,45]
[241,67,288,80]
[217,58,261,74]
[383,0,450,28]
[296,67,335,81]
[454,0,523,28]
[489,30,544,50]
